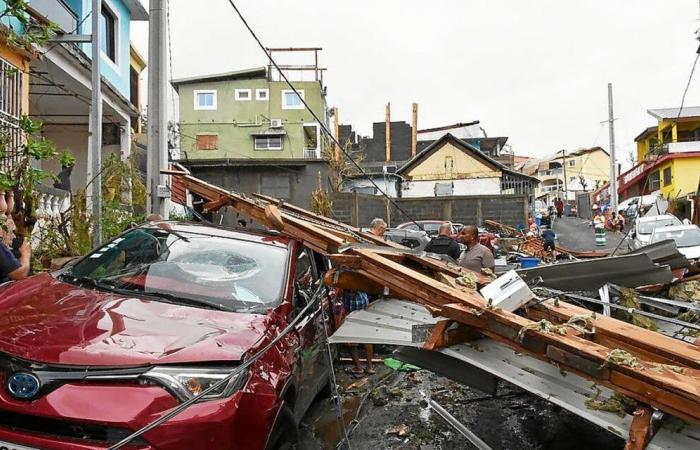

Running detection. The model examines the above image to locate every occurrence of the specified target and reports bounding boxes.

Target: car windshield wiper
[60,274,118,292]
[138,290,232,312]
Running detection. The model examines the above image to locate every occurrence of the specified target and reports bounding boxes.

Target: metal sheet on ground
[331,299,700,449]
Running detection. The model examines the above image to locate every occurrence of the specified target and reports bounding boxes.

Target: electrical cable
[108,282,328,449]
[678,52,700,119]
[224,0,421,229]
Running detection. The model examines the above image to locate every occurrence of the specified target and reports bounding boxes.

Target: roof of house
[171,67,267,89]
[634,126,658,142]
[124,0,149,21]
[397,133,538,182]
[417,121,481,134]
[648,107,700,120]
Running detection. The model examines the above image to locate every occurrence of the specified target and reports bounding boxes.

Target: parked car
[0,223,338,450]
[650,225,700,260]
[384,228,431,251]
[631,214,683,249]
[396,220,462,237]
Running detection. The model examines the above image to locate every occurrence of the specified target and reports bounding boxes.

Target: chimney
[411,103,418,157]
[385,102,392,162]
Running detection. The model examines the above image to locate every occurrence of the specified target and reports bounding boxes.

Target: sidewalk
[551,216,626,253]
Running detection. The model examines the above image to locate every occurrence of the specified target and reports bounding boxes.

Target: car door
[291,246,326,418]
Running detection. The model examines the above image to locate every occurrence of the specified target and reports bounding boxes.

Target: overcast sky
[132,1,700,165]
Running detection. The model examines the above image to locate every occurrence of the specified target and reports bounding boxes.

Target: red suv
[0,223,337,450]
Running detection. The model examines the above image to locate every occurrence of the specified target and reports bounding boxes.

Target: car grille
[0,410,148,446]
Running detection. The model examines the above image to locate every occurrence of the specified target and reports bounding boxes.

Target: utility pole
[87,0,102,247]
[560,149,568,202]
[385,102,391,162]
[411,103,418,157]
[608,83,618,211]
[147,0,170,218]
[333,107,340,162]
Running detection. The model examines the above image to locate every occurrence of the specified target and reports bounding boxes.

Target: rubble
[171,171,700,438]
[668,280,700,302]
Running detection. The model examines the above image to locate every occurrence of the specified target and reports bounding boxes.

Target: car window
[424,223,441,234]
[295,248,318,291]
[402,224,419,231]
[639,218,680,234]
[652,228,700,247]
[68,228,288,312]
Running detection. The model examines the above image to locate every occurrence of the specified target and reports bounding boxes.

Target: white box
[479,270,533,312]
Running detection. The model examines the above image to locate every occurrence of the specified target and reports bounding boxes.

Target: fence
[331,193,529,228]
[0,56,23,172]
[577,192,593,220]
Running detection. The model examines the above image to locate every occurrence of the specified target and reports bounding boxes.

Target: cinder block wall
[332,193,528,228]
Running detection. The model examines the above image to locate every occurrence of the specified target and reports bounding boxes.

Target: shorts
[343,291,369,312]
[544,241,555,251]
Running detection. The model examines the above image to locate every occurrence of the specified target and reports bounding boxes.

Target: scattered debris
[618,288,658,331]
[385,424,410,437]
[652,364,687,375]
[455,272,478,289]
[585,386,638,418]
[668,280,700,302]
[604,349,644,370]
[384,358,420,372]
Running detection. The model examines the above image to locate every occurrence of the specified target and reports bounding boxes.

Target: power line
[678,52,700,118]
[224,0,420,228]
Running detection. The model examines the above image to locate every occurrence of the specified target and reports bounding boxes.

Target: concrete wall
[332,192,528,228]
[183,161,332,211]
[178,78,327,160]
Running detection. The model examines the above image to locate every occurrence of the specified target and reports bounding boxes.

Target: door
[292,246,326,418]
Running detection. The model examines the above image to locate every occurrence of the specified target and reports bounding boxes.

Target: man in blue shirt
[542,226,556,253]
[0,238,31,283]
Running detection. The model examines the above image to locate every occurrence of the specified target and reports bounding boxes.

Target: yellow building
[619,107,700,203]
[517,147,610,204]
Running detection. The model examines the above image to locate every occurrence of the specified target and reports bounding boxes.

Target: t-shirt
[542,230,556,243]
[424,235,461,260]
[0,243,20,282]
[459,243,495,272]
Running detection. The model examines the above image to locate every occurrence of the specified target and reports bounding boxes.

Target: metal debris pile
[170,170,700,449]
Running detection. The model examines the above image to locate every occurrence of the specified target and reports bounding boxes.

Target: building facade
[518,147,610,204]
[619,107,700,202]
[173,67,329,161]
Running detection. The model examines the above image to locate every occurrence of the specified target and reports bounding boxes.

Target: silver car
[631,214,682,249]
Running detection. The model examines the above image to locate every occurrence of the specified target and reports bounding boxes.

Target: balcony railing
[0,56,23,171]
[303,148,320,159]
[28,0,78,33]
[538,168,563,177]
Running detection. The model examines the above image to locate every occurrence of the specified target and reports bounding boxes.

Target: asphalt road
[552,216,627,253]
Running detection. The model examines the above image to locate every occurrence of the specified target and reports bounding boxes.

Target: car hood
[0,274,271,366]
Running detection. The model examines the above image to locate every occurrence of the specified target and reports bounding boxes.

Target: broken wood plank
[624,406,654,450]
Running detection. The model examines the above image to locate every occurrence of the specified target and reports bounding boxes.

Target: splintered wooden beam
[167,171,700,426]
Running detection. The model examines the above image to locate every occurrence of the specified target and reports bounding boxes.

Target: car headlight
[141,367,248,402]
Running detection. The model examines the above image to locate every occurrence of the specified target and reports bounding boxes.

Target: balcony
[303,148,321,159]
[27,0,78,34]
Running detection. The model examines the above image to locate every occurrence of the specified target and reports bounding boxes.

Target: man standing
[424,222,461,260]
[0,237,31,283]
[458,225,495,272]
[344,217,386,376]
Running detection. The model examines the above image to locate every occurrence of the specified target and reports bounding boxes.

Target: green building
[172,67,329,160]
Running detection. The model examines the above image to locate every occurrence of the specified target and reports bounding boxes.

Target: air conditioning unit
[270,119,283,128]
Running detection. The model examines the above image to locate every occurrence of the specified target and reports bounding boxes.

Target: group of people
[342,218,497,376]
[592,208,625,233]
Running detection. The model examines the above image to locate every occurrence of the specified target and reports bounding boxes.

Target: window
[649,170,661,191]
[196,134,218,150]
[282,89,305,109]
[444,156,454,171]
[256,89,269,101]
[255,136,283,150]
[303,123,320,157]
[663,167,672,186]
[435,182,454,196]
[194,90,217,110]
[568,160,576,167]
[100,4,117,63]
[235,89,251,101]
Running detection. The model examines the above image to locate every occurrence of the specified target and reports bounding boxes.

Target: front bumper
[0,377,279,450]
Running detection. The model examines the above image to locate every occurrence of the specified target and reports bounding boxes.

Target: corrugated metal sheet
[330,299,700,448]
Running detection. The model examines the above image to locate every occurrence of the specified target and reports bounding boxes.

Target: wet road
[552,216,626,253]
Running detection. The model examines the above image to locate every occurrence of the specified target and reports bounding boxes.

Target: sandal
[345,367,365,378]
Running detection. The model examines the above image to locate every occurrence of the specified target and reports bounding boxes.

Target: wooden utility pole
[561,149,568,201]
[385,102,392,162]
[608,83,618,211]
[333,107,340,162]
[411,103,418,157]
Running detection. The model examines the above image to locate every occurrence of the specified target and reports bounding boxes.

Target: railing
[35,185,71,219]
[0,57,23,172]
[27,0,78,33]
[538,168,563,177]
[303,148,320,159]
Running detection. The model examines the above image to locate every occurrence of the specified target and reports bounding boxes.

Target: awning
[250,128,287,137]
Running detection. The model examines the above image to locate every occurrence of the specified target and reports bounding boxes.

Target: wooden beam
[385,102,392,162]
[411,102,418,157]
[624,406,654,450]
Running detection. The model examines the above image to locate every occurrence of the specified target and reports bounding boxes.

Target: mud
[300,364,624,450]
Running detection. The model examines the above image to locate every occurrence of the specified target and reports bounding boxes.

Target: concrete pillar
[476,198,483,226]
